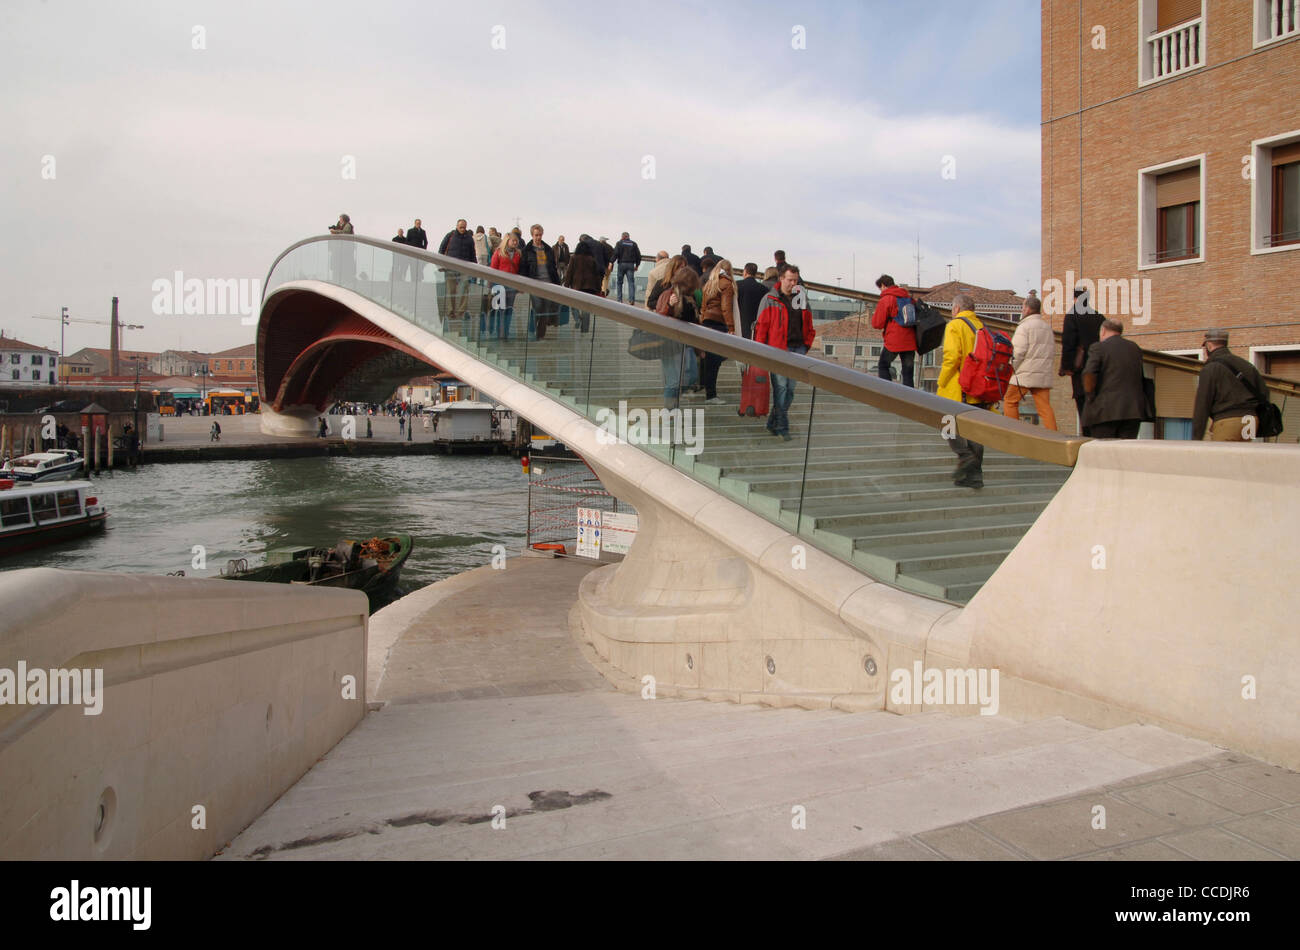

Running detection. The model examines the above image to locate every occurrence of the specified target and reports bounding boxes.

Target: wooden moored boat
[216,534,412,611]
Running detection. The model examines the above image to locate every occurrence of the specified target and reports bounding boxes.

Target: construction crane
[30,307,145,377]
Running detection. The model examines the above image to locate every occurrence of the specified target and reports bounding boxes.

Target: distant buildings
[1043,0,1300,380]
[0,333,58,387]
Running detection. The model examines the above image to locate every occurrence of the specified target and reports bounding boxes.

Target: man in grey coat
[1081,319,1149,439]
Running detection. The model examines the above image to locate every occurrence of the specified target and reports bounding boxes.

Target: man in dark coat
[1082,319,1149,439]
[521,224,560,340]
[613,232,642,304]
[438,219,477,318]
[680,244,703,276]
[1060,286,1105,433]
[736,263,768,339]
[1193,329,1266,441]
[406,219,428,251]
[403,218,427,281]
[698,246,720,275]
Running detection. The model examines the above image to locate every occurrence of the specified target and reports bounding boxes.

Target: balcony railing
[1264,0,1299,42]
[1148,18,1203,81]
[1149,245,1201,264]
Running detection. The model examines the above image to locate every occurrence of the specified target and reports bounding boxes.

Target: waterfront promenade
[218,556,1300,861]
[137,412,508,462]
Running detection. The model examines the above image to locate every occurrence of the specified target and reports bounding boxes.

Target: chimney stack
[110,297,120,376]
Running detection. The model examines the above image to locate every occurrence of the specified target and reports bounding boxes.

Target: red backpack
[957,316,1014,404]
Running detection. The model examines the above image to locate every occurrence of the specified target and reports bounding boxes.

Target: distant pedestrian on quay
[210,420,221,442]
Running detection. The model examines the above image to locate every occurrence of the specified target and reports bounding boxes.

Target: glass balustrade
[259,237,1122,605]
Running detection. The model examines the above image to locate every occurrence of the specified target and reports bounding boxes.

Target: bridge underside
[258,289,442,411]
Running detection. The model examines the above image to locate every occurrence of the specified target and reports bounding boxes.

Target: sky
[1,0,1043,358]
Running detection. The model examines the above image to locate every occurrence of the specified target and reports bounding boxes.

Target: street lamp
[196,364,209,412]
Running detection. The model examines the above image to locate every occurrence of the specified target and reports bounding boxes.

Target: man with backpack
[938,293,1011,488]
[871,274,918,388]
[1192,329,1267,441]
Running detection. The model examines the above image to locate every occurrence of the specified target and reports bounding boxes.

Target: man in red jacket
[754,266,816,440]
[871,274,918,388]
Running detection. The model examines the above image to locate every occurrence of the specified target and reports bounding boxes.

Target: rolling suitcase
[738,366,770,417]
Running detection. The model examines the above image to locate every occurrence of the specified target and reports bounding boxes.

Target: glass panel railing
[262,236,1084,604]
[792,383,1073,605]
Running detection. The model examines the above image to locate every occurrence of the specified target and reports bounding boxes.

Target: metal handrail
[630,257,1300,400]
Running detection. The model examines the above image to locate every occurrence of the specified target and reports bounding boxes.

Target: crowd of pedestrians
[336,215,1280,471]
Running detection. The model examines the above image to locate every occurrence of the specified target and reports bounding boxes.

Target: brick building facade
[1043,0,1300,380]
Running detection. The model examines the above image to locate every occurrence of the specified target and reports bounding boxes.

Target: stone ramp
[217,690,1240,860]
[216,557,1299,861]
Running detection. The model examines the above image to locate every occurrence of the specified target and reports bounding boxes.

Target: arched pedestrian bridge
[257,234,1300,770]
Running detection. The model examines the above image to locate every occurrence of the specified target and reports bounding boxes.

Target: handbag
[628,328,681,361]
[1235,368,1284,439]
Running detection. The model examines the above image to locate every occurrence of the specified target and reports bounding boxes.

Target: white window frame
[1250,129,1300,256]
[823,343,836,356]
[1138,154,1207,271]
[1254,0,1300,48]
[1138,0,1207,87]
[1162,348,1205,361]
[1248,343,1300,372]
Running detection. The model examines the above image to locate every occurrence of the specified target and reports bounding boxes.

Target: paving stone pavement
[218,556,1298,861]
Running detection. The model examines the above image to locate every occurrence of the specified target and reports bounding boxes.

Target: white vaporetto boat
[0,478,107,558]
[0,450,83,483]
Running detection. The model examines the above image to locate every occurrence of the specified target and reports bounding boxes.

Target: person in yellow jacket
[936,293,996,488]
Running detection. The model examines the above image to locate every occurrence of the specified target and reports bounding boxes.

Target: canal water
[3,455,530,603]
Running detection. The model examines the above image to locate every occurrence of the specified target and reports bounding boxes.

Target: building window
[32,355,43,366]
[1250,133,1300,253]
[226,360,234,370]
[853,345,865,357]
[1139,0,1205,85]
[1139,156,1205,269]
[8,354,18,364]
[11,370,18,380]
[1255,0,1299,46]
[824,344,836,356]
[869,345,883,358]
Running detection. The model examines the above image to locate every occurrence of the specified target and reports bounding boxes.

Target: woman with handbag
[699,259,736,404]
[647,266,701,408]
[489,232,522,340]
